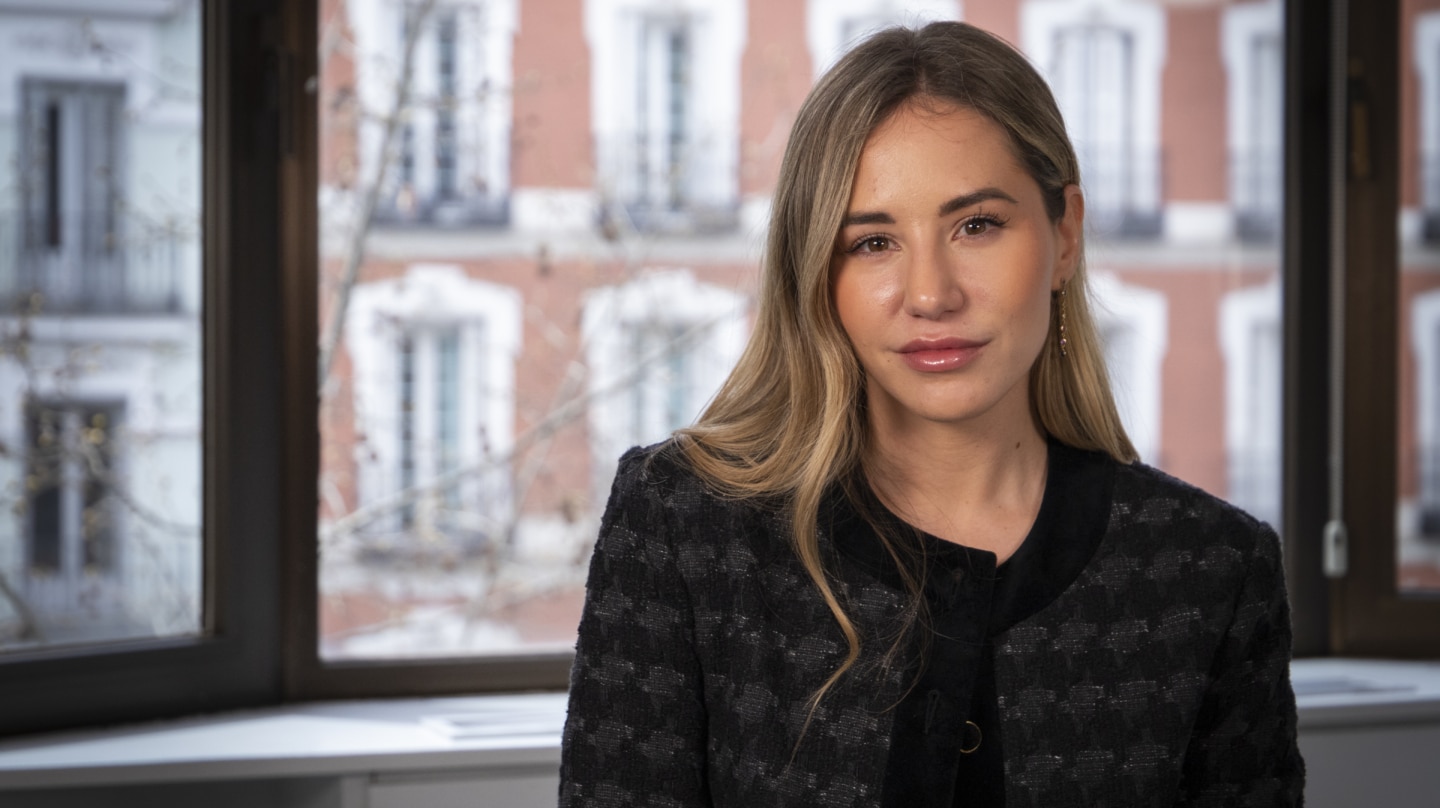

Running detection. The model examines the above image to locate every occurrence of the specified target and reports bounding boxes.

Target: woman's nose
[902,243,963,319]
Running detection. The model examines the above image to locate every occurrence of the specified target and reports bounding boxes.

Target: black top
[560,439,1304,807]
[829,440,1113,807]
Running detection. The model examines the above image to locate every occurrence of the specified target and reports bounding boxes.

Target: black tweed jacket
[560,440,1304,807]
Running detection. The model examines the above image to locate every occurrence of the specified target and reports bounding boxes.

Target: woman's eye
[962,218,992,236]
[854,236,891,253]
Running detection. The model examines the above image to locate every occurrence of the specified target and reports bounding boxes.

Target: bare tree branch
[0,571,43,642]
[318,0,437,386]
[319,314,723,545]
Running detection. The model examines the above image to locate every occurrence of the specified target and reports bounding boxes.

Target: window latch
[1323,519,1349,579]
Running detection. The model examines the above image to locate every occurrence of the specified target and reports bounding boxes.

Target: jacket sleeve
[1177,524,1305,806]
[559,449,711,808]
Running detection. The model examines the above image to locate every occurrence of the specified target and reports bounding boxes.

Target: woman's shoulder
[1107,458,1280,561]
[605,438,768,525]
[609,438,709,500]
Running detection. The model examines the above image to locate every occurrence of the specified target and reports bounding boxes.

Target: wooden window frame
[0,0,291,737]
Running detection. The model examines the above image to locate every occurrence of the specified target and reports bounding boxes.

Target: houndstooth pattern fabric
[559,442,1304,807]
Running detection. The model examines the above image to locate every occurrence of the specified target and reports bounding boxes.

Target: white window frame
[1220,278,1282,528]
[1088,270,1166,466]
[1407,290,1440,546]
[1222,0,1283,242]
[1022,0,1165,237]
[805,0,961,80]
[346,264,522,538]
[0,318,202,642]
[581,269,747,499]
[585,0,745,228]
[347,0,517,224]
[1410,11,1440,245]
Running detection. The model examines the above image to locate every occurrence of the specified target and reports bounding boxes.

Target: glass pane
[315,0,1285,659]
[0,1,205,652]
[1399,2,1440,595]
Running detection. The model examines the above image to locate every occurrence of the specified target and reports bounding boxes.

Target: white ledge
[1,661,1439,792]
[0,693,567,791]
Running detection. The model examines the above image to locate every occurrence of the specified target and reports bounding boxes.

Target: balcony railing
[373,187,510,228]
[597,132,738,235]
[1232,148,1282,243]
[0,211,191,315]
[1076,144,1164,240]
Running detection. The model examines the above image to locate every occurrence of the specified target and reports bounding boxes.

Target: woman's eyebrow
[937,187,1019,216]
[840,210,894,227]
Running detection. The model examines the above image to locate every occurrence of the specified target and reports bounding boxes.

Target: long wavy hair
[676,21,1136,711]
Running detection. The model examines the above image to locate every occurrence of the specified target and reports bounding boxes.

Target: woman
[560,21,1303,808]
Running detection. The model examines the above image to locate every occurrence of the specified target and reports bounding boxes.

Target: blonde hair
[677,22,1136,711]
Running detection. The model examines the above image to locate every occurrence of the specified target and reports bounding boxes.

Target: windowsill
[1,659,1438,792]
[0,692,567,791]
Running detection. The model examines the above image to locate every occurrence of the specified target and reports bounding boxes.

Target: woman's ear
[1053,184,1084,289]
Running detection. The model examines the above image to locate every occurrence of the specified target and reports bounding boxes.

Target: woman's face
[831,100,1082,435]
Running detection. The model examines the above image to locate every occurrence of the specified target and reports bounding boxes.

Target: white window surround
[1222,0,1282,240]
[346,265,522,533]
[1219,278,1281,524]
[581,269,747,499]
[805,0,961,80]
[1408,289,1440,514]
[0,321,203,640]
[1088,270,1166,465]
[584,0,746,218]
[346,0,517,219]
[1022,0,1165,228]
[1409,12,1440,245]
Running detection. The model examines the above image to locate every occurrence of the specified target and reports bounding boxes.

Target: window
[1406,290,1440,565]
[10,0,1436,740]
[1394,4,1440,600]
[581,270,748,502]
[1089,271,1167,467]
[0,4,203,656]
[1326,0,1440,650]
[1413,10,1440,244]
[1222,279,1283,529]
[586,0,744,233]
[1225,1,1284,242]
[1024,0,1165,238]
[326,264,521,659]
[353,0,517,226]
[0,0,299,737]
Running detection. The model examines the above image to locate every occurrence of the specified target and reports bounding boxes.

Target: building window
[1413,11,1440,244]
[344,265,520,552]
[393,325,466,532]
[24,400,123,578]
[1089,272,1167,466]
[0,1,203,668]
[330,264,521,658]
[804,0,961,80]
[582,270,747,498]
[1224,0,1283,243]
[587,0,745,233]
[354,0,516,226]
[1221,279,1282,529]
[1024,0,1165,240]
[13,80,137,314]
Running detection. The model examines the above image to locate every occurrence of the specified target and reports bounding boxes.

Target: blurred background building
[5,0,1438,664]
[0,0,202,651]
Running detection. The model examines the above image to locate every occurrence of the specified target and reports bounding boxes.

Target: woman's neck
[863,411,1049,560]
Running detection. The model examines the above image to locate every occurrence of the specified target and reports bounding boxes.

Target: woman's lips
[897,338,986,372]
